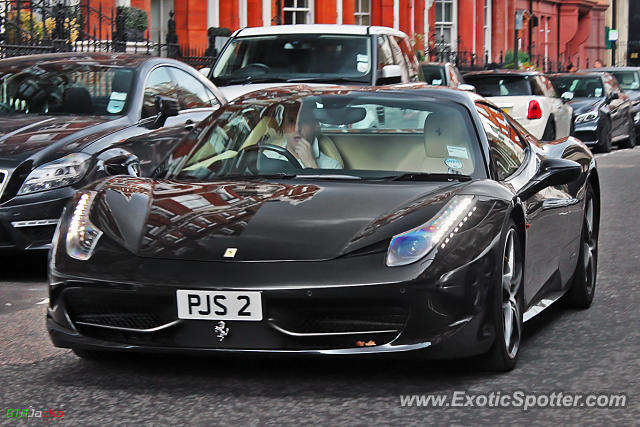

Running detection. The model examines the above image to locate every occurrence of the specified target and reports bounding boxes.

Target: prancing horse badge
[223,248,238,258]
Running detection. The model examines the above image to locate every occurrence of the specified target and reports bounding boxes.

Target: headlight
[65,191,102,260]
[386,196,477,267]
[574,110,599,124]
[18,153,91,195]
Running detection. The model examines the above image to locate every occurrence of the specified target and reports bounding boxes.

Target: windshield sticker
[107,91,127,114]
[446,145,469,159]
[432,79,443,85]
[357,62,368,73]
[357,54,368,62]
[595,88,603,97]
[445,158,463,169]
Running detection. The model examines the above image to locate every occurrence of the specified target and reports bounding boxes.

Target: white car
[203,24,422,100]
[464,71,573,141]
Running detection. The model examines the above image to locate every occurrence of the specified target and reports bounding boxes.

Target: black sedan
[548,72,635,152]
[48,85,599,371]
[0,53,225,250]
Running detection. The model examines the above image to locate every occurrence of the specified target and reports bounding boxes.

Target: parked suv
[205,25,422,100]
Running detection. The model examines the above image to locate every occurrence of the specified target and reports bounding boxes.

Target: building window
[484,0,491,61]
[355,0,370,25]
[283,0,311,24]
[435,0,456,50]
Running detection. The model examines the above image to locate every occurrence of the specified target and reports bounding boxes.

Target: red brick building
[111,0,609,70]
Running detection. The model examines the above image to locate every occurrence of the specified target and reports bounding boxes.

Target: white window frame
[283,0,314,25]
[434,0,457,51]
[354,0,371,26]
[484,0,492,62]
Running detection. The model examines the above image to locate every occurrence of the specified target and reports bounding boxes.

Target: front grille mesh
[74,312,164,330]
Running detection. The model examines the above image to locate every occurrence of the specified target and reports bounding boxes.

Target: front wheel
[564,184,598,308]
[481,221,524,371]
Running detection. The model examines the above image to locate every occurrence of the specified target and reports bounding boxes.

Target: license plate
[176,290,262,321]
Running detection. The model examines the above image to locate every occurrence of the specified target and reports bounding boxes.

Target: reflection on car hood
[91,176,464,262]
[220,83,332,101]
[0,115,122,160]
[624,90,640,102]
[568,98,604,115]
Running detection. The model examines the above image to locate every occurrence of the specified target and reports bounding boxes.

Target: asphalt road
[1,147,639,426]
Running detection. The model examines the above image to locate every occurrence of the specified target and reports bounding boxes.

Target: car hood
[624,90,640,103]
[91,176,465,262]
[0,115,123,161]
[568,98,604,115]
[220,83,333,101]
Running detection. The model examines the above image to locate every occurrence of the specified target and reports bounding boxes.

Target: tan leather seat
[239,116,282,150]
[318,135,344,168]
[398,112,473,174]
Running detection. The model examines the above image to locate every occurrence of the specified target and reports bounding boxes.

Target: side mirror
[561,91,574,103]
[154,95,180,128]
[99,148,141,177]
[376,64,402,85]
[517,158,582,200]
[458,83,476,92]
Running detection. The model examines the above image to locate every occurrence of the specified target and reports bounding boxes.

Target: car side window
[170,68,221,110]
[476,103,526,181]
[395,36,419,81]
[142,66,178,119]
[377,36,395,70]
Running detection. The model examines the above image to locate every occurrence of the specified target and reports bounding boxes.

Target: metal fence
[0,0,216,70]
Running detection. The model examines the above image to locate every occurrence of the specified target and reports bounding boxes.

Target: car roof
[0,52,167,68]
[464,69,541,77]
[233,24,407,38]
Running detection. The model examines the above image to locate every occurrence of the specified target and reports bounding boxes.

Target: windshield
[212,34,372,85]
[421,65,446,86]
[0,63,134,116]
[169,91,483,181]
[610,71,640,90]
[548,76,605,98]
[464,75,532,97]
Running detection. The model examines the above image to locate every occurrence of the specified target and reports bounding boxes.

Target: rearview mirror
[154,95,180,128]
[458,83,476,92]
[561,91,574,103]
[377,64,402,85]
[517,158,582,200]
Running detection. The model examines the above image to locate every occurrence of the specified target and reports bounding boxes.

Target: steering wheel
[240,63,272,73]
[240,143,303,170]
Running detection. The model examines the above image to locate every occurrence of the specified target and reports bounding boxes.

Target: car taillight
[528,100,542,119]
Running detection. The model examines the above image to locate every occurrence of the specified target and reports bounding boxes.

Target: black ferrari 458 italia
[48,85,599,371]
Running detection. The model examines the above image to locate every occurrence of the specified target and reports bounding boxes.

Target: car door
[476,102,568,304]
[123,66,220,176]
[537,76,571,138]
[603,74,627,138]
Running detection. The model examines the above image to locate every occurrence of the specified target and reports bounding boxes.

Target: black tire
[481,220,524,372]
[618,116,636,149]
[72,348,110,360]
[593,120,612,153]
[564,183,598,308]
[541,116,556,141]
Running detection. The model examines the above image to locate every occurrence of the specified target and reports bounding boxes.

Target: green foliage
[5,11,44,43]
[504,50,530,68]
[122,7,148,31]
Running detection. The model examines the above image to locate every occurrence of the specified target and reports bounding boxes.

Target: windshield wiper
[220,76,292,85]
[285,77,368,84]
[383,173,472,182]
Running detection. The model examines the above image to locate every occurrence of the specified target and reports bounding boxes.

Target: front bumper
[573,122,599,146]
[48,248,500,358]
[0,187,74,250]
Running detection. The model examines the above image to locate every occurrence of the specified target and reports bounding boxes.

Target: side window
[377,36,395,70]
[388,36,410,82]
[395,36,419,81]
[475,103,526,181]
[170,68,220,110]
[142,67,177,119]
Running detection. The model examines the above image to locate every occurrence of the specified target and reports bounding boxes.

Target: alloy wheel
[502,228,522,359]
